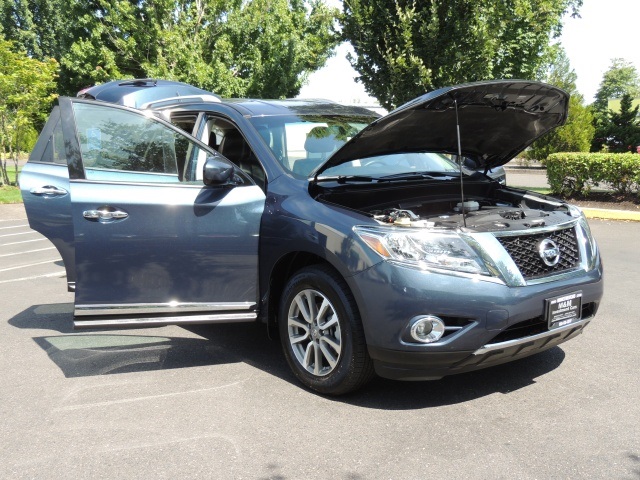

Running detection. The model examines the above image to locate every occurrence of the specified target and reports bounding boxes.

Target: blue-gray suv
[20,79,603,394]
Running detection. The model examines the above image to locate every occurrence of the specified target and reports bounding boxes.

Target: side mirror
[203,156,234,186]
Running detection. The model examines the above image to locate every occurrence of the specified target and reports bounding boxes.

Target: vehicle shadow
[10,302,566,408]
[8,302,288,378]
[343,347,566,410]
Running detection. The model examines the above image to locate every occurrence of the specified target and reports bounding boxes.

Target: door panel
[20,107,76,287]
[71,181,263,311]
[57,97,264,323]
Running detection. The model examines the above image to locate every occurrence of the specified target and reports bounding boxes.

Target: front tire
[279,265,374,395]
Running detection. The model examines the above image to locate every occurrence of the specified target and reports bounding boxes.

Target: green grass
[7,166,19,183]
[0,165,23,204]
[0,185,22,204]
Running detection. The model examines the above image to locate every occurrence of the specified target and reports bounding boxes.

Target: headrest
[219,130,247,156]
[304,126,338,154]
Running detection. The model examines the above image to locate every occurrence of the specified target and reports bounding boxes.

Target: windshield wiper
[337,175,375,184]
[326,175,375,184]
[314,174,375,183]
[378,171,459,182]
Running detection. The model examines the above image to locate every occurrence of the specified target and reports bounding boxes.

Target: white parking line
[0,224,29,230]
[0,218,27,222]
[0,260,61,273]
[0,271,65,284]
[0,247,56,258]
[56,380,247,411]
[0,231,38,238]
[0,238,47,247]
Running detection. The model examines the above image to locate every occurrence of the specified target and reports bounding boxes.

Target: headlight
[569,205,599,271]
[354,226,490,275]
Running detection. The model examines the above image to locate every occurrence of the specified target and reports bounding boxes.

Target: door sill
[74,312,257,329]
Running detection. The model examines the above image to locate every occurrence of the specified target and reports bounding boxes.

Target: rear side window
[43,120,66,165]
[29,107,66,165]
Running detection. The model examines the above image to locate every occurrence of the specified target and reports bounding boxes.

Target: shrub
[545,152,640,196]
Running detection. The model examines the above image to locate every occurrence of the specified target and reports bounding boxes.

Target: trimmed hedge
[545,152,640,197]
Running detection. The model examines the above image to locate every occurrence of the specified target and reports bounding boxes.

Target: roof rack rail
[118,79,157,87]
[140,94,221,109]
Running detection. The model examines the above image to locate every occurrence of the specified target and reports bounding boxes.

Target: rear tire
[279,265,374,395]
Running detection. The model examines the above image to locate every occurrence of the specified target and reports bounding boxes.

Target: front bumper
[346,252,603,381]
[369,318,591,380]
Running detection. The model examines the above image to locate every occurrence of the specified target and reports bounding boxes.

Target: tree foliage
[51,0,338,98]
[528,46,594,160]
[341,0,583,109]
[0,0,67,61]
[1,0,338,98]
[590,58,640,152]
[600,93,640,153]
[0,37,58,185]
[592,58,640,113]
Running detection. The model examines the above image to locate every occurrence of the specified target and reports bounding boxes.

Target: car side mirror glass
[203,156,234,186]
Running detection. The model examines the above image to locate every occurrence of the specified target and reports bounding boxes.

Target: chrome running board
[74,312,257,329]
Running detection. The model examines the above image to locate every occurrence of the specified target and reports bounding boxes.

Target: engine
[370,200,573,233]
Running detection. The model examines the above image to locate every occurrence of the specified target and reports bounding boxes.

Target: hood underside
[315,80,569,175]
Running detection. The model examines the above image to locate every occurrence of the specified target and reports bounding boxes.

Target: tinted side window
[40,119,66,165]
[73,103,182,182]
[29,107,66,165]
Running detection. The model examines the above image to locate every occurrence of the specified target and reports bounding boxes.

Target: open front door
[57,97,264,328]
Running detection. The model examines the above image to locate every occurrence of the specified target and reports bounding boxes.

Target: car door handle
[30,185,68,197]
[83,208,129,221]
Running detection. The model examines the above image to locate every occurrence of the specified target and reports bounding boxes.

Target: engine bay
[314,181,575,233]
[370,202,573,232]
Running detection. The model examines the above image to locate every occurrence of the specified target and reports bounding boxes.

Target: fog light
[410,315,446,343]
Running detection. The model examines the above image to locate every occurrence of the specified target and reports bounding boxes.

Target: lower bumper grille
[450,318,591,372]
[487,302,597,345]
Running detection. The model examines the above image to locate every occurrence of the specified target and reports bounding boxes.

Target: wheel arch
[265,251,352,329]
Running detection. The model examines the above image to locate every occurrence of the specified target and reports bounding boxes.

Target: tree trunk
[13,131,20,186]
[0,114,8,186]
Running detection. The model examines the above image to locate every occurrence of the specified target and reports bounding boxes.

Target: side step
[74,312,257,329]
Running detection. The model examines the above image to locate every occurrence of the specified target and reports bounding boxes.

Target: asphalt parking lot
[0,204,64,285]
[1,203,638,479]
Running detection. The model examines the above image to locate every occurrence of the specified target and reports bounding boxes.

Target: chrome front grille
[496,227,580,279]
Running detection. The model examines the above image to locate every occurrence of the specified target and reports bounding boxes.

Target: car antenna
[454,98,467,228]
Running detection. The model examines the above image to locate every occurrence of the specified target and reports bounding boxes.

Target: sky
[298,0,640,105]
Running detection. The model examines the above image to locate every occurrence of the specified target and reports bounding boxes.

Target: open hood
[314,80,568,176]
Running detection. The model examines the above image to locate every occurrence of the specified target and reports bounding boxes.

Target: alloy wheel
[287,288,342,376]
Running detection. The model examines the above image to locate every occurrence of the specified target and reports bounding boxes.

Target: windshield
[320,152,462,179]
[249,115,374,176]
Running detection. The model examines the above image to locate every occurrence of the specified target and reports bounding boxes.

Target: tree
[592,58,640,113]
[0,37,58,186]
[591,58,640,151]
[0,0,68,61]
[527,46,594,160]
[58,0,338,98]
[602,93,640,153]
[341,0,583,110]
[528,96,594,160]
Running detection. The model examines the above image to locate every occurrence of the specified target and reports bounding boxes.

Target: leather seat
[218,130,266,190]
